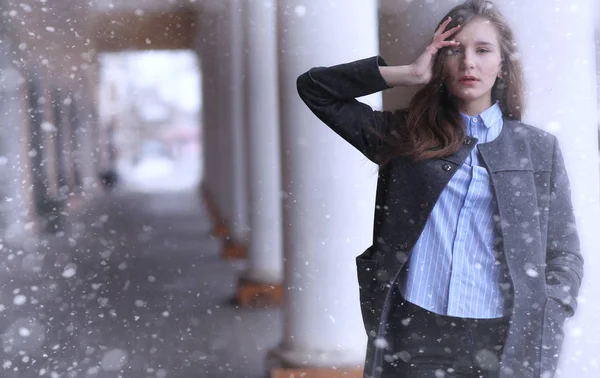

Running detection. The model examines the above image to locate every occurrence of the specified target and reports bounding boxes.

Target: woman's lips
[459,78,479,86]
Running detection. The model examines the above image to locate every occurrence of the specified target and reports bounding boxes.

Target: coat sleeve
[545,136,584,317]
[296,55,397,164]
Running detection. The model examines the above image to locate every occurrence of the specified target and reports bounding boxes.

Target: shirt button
[419,201,428,209]
[473,117,478,123]
[442,164,452,171]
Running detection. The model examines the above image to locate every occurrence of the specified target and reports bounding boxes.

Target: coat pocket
[540,297,569,377]
[356,248,385,337]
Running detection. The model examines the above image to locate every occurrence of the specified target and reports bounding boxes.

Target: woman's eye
[477,49,490,53]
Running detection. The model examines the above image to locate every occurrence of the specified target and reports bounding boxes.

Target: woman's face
[443,17,503,114]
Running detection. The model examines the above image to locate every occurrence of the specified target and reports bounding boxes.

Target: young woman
[296,1,583,377]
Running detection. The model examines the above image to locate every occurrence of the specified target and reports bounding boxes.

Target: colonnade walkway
[0,190,279,378]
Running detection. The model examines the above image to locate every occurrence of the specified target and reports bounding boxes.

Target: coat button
[419,201,428,209]
[442,164,452,171]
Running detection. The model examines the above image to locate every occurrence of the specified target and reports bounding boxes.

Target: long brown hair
[376,0,524,165]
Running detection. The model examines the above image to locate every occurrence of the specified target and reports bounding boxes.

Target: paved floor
[0,189,281,378]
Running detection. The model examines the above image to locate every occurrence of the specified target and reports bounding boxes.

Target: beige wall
[4,0,95,89]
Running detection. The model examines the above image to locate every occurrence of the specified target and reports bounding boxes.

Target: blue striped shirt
[398,102,507,319]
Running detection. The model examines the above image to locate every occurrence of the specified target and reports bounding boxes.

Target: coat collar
[477,118,535,172]
[440,118,536,172]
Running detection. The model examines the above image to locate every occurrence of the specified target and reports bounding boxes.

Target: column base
[271,367,363,378]
[267,344,366,375]
[212,222,231,238]
[222,241,247,260]
[205,198,220,225]
[236,277,282,307]
[200,182,230,238]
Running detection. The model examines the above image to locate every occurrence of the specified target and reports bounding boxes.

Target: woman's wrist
[379,65,425,87]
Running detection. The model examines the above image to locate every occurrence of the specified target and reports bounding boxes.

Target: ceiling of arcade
[2,0,199,88]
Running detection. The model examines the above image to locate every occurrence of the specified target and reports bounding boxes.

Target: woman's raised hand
[409,17,461,85]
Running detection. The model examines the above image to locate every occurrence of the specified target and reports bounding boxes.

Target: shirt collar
[460,102,502,129]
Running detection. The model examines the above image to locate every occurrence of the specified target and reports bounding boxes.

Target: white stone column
[67,94,85,192]
[380,1,600,376]
[25,75,53,215]
[213,14,232,227]
[0,22,34,242]
[64,94,77,194]
[196,9,223,227]
[240,0,283,287]
[74,76,101,194]
[47,88,77,196]
[506,1,600,376]
[270,0,380,371]
[223,0,250,244]
[50,87,70,196]
[205,2,250,249]
[41,84,60,200]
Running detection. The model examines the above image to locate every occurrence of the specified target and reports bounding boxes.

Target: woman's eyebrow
[474,41,495,46]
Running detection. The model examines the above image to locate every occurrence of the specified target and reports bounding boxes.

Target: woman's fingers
[434,16,453,37]
[424,17,460,64]
[429,40,459,54]
[440,40,460,47]
[440,41,460,52]
[432,19,461,53]
[441,25,462,40]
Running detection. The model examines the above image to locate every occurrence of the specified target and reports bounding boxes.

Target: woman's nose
[460,51,476,69]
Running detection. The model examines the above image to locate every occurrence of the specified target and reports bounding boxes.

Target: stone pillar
[73,75,101,195]
[235,0,284,307]
[196,9,228,239]
[269,0,380,375]
[48,88,78,197]
[41,84,60,200]
[50,88,70,197]
[213,13,234,241]
[25,74,61,234]
[0,20,35,242]
[214,0,250,259]
[506,1,600,376]
[97,83,119,190]
[67,94,85,193]
[380,1,600,376]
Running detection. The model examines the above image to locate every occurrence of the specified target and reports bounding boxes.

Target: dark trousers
[381,291,510,378]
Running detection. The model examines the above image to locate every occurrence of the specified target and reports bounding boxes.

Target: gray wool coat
[296,56,583,378]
